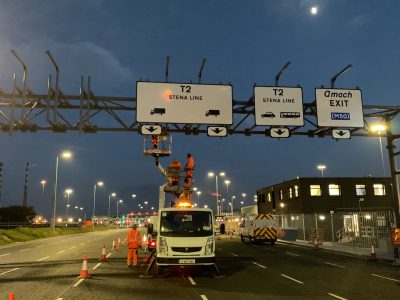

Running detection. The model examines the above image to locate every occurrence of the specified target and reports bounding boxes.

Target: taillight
[150,241,156,246]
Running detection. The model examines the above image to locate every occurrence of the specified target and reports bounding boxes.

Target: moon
[310,6,318,15]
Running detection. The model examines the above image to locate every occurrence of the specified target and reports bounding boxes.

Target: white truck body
[156,207,215,266]
[240,213,277,245]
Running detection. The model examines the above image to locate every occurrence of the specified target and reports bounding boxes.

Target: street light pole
[108,192,116,228]
[196,191,201,207]
[40,179,47,203]
[117,199,123,220]
[208,172,225,215]
[232,195,236,216]
[317,165,326,177]
[92,181,104,228]
[225,180,230,214]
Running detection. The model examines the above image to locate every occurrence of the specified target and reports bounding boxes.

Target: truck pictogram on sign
[151,108,166,115]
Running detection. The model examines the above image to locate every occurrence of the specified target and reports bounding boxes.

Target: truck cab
[156,207,215,268]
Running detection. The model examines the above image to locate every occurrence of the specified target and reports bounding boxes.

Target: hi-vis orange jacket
[127,229,141,249]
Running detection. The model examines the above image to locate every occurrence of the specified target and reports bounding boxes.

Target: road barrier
[9,292,14,300]
[99,243,107,261]
[118,238,122,248]
[370,243,378,261]
[111,240,117,251]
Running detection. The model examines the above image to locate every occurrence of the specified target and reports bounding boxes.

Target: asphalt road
[1,231,399,300]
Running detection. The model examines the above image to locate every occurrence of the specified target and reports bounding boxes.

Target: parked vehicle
[240,213,277,245]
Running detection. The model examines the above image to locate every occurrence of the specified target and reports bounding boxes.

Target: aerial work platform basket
[143,134,172,157]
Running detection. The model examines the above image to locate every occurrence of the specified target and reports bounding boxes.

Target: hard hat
[186,153,191,157]
[131,223,137,229]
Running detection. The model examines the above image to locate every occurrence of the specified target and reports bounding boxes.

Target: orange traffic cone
[9,292,14,300]
[80,255,90,279]
[370,243,378,261]
[99,243,107,261]
[312,238,320,250]
[118,238,122,247]
[111,240,117,251]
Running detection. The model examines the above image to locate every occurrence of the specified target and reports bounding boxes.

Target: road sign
[332,129,351,139]
[141,125,162,135]
[207,126,227,137]
[270,127,290,138]
[136,82,233,125]
[316,88,363,128]
[254,86,304,126]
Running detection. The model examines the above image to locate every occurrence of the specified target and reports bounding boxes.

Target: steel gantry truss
[0,51,399,226]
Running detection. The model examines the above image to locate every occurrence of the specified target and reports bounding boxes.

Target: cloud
[346,14,370,30]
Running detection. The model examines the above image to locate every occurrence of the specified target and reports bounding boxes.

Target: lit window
[294,185,299,197]
[267,193,271,202]
[373,184,386,196]
[279,190,283,200]
[355,184,366,196]
[289,188,293,199]
[329,184,341,196]
[310,185,321,196]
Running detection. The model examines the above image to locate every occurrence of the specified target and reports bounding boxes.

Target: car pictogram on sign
[261,112,276,118]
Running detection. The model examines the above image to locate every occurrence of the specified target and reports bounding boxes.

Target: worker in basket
[151,135,159,150]
[127,224,141,267]
[168,158,182,190]
[184,153,195,192]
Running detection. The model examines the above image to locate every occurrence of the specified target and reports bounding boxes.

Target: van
[240,213,277,245]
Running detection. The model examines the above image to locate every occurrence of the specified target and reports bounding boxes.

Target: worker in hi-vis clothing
[127,224,141,267]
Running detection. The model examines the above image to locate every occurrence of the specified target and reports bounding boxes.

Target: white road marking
[0,268,19,276]
[70,246,76,249]
[20,248,30,252]
[265,247,275,251]
[328,293,348,300]
[371,273,400,283]
[80,243,86,246]
[56,250,65,255]
[0,253,10,257]
[200,295,208,300]
[286,252,299,257]
[187,276,196,285]
[93,263,101,270]
[252,262,267,269]
[216,247,223,250]
[73,278,85,287]
[56,298,63,300]
[106,252,112,258]
[230,253,238,257]
[36,245,44,248]
[281,274,304,284]
[36,256,50,261]
[324,262,346,269]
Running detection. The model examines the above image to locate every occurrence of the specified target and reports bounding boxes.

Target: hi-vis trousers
[127,247,138,265]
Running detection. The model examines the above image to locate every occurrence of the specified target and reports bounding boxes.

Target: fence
[274,210,395,251]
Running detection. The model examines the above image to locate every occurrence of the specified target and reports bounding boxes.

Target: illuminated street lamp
[317,165,326,177]
[52,150,72,232]
[208,171,225,215]
[242,193,247,206]
[196,191,202,206]
[92,181,104,228]
[108,192,116,228]
[371,123,387,176]
[40,179,47,203]
[117,199,123,219]
[65,188,73,222]
[225,180,231,214]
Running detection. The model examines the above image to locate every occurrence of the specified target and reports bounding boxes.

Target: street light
[371,123,387,176]
[108,192,116,228]
[65,188,73,222]
[132,194,136,199]
[208,171,225,215]
[52,150,72,232]
[242,193,247,206]
[40,179,47,203]
[196,191,202,206]
[228,202,233,216]
[92,181,104,228]
[317,165,326,177]
[80,207,86,223]
[225,180,231,214]
[232,195,236,215]
[117,199,123,219]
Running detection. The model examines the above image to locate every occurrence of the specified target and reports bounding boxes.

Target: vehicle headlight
[205,236,214,255]
[159,236,168,255]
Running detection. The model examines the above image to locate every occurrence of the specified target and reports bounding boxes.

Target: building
[256,177,393,215]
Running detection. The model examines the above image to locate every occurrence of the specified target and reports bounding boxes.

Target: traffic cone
[99,243,107,261]
[111,240,117,251]
[370,243,378,261]
[118,238,122,247]
[79,256,90,279]
[312,238,320,250]
[9,292,14,300]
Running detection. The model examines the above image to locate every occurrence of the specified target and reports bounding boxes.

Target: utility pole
[23,162,29,207]
[0,162,3,203]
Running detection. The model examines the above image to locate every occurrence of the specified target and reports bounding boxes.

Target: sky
[0,0,399,219]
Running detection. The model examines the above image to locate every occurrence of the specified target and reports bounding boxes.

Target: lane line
[324,262,346,269]
[56,298,63,300]
[252,262,267,269]
[230,253,238,257]
[281,274,304,284]
[20,248,30,252]
[80,243,86,246]
[37,256,50,261]
[106,252,112,258]
[70,246,76,250]
[73,278,85,287]
[187,276,196,286]
[93,263,101,270]
[328,293,348,300]
[286,252,299,257]
[371,273,400,283]
[200,295,208,300]
[36,245,44,248]
[0,253,11,257]
[0,268,19,276]
[57,250,65,255]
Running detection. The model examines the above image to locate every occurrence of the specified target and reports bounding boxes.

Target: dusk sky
[0,0,399,219]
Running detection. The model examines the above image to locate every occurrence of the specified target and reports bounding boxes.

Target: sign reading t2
[316,88,363,128]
